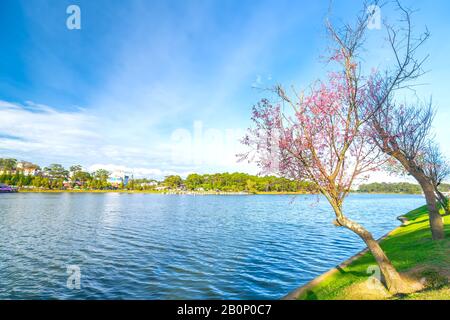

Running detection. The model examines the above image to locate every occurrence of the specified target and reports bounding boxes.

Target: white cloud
[0,100,254,176]
[0,100,99,155]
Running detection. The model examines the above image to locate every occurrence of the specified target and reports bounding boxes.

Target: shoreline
[13,189,423,196]
[282,214,410,300]
[283,207,450,300]
[15,189,312,195]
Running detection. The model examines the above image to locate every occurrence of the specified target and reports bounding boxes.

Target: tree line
[5,160,449,196]
[0,160,113,190]
[0,159,315,193]
[358,183,450,194]
[161,173,315,193]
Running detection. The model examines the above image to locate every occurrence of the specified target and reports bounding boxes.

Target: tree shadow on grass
[304,290,319,300]
[336,265,368,277]
[399,219,430,230]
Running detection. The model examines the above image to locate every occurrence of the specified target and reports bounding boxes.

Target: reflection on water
[0,193,424,299]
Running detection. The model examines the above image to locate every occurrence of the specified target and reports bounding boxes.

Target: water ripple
[0,193,424,299]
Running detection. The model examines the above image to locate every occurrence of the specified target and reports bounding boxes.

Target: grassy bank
[296,206,450,300]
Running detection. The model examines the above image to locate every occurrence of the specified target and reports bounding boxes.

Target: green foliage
[125,178,157,191]
[0,157,316,193]
[44,164,69,181]
[0,158,17,172]
[0,161,110,190]
[88,169,110,189]
[72,170,91,183]
[185,174,204,190]
[0,172,32,187]
[358,182,422,194]
[358,182,450,194]
[93,169,109,181]
[163,175,183,188]
[70,165,83,173]
[173,172,315,193]
[245,179,257,194]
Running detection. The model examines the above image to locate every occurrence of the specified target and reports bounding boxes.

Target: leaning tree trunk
[335,215,411,294]
[418,179,445,240]
[384,150,445,240]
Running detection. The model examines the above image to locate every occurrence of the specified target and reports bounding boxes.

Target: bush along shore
[285,205,450,300]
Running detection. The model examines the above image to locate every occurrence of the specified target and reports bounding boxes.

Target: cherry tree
[241,0,442,293]
[241,69,412,293]
[424,143,450,216]
[325,0,446,240]
[367,94,446,240]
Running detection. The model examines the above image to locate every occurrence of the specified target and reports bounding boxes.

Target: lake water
[0,193,425,299]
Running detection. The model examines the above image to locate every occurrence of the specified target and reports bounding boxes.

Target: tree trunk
[383,150,445,240]
[418,180,445,240]
[335,216,411,294]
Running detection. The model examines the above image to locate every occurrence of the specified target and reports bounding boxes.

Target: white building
[107,170,129,186]
[17,161,40,175]
[140,181,158,187]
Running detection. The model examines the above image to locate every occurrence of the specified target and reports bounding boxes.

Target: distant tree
[0,158,17,173]
[94,169,109,181]
[68,165,90,186]
[423,143,450,215]
[92,169,110,189]
[70,165,83,174]
[358,182,422,194]
[127,179,136,190]
[163,175,183,189]
[32,175,50,188]
[185,173,204,190]
[245,179,257,194]
[73,171,92,186]
[43,164,69,186]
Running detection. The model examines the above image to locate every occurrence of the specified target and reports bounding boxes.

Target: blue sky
[0,0,449,180]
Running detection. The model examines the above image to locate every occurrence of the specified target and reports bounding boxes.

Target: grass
[297,205,450,300]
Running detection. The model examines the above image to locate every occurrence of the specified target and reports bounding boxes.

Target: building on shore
[0,161,40,176]
[107,171,129,187]
[16,161,40,176]
[140,181,158,188]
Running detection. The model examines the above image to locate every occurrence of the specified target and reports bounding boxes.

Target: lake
[0,193,425,299]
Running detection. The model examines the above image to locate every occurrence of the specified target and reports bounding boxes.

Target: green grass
[297,205,450,300]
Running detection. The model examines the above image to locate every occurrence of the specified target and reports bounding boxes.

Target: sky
[0,0,449,180]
